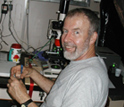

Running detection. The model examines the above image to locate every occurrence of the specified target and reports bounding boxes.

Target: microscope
[45,0,70,68]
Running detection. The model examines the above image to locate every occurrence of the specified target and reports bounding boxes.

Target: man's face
[61,15,90,61]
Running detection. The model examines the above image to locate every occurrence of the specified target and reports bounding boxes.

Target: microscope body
[45,0,70,66]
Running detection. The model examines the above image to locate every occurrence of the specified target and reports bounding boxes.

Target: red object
[55,39,60,47]
[13,55,19,59]
[11,43,21,49]
[29,78,34,98]
[28,56,34,98]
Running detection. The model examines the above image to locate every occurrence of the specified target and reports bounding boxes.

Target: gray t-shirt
[41,56,109,107]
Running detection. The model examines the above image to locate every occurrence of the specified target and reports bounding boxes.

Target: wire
[0,14,9,49]
[26,0,30,50]
[7,2,54,61]
[0,13,3,24]
[1,15,6,35]
[1,14,11,37]
[7,2,35,55]
[10,19,35,51]
[0,41,3,50]
[0,0,53,58]
[29,37,54,63]
[7,0,36,54]
[8,4,31,54]
[35,43,49,50]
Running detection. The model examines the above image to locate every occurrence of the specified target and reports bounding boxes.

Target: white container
[115,68,121,77]
[9,43,22,63]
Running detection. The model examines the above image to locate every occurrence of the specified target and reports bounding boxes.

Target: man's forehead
[64,15,89,24]
[63,15,89,28]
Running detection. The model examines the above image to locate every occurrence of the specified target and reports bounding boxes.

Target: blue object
[33,51,48,61]
[21,65,23,74]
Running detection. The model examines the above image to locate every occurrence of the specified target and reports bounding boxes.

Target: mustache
[63,42,76,47]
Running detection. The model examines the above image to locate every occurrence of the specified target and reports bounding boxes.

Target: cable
[8,8,19,44]
[0,41,3,50]
[0,14,3,24]
[10,19,35,51]
[1,14,11,37]
[8,1,36,54]
[26,0,30,50]
[8,4,29,54]
[29,37,54,63]
[1,14,6,34]
[35,43,49,50]
[7,2,54,60]
[0,14,9,49]
[8,2,18,42]
[0,0,53,59]
[7,1,35,55]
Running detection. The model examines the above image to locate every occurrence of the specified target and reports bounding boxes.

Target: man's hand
[7,76,30,104]
[11,65,34,79]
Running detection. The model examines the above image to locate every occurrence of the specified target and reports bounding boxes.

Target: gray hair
[65,8,100,36]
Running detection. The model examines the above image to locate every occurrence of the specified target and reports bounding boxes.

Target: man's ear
[90,32,98,44]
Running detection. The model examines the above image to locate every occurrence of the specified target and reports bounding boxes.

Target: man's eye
[63,30,68,33]
[75,31,79,34]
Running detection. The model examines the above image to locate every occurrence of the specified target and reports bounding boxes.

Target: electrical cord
[0,0,54,61]
[10,19,35,51]
[8,10,31,54]
[29,37,54,63]
[7,1,35,55]
[0,0,10,50]
[0,41,3,50]
[0,14,9,50]
[8,4,54,61]
[35,43,49,50]
[8,0,36,54]
[1,14,11,37]
[8,7,19,44]
[26,0,30,50]
[8,3,29,54]
[0,14,3,24]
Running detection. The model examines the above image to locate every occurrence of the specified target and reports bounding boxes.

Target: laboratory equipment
[45,0,70,67]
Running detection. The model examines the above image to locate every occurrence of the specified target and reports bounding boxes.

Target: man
[7,8,109,107]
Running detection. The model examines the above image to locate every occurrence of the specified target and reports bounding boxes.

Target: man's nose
[63,32,72,42]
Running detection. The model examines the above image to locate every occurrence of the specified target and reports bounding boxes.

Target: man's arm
[30,69,54,94]
[8,66,55,106]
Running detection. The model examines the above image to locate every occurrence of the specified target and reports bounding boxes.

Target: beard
[63,38,90,61]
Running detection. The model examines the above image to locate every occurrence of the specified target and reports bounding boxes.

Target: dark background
[98,0,124,63]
